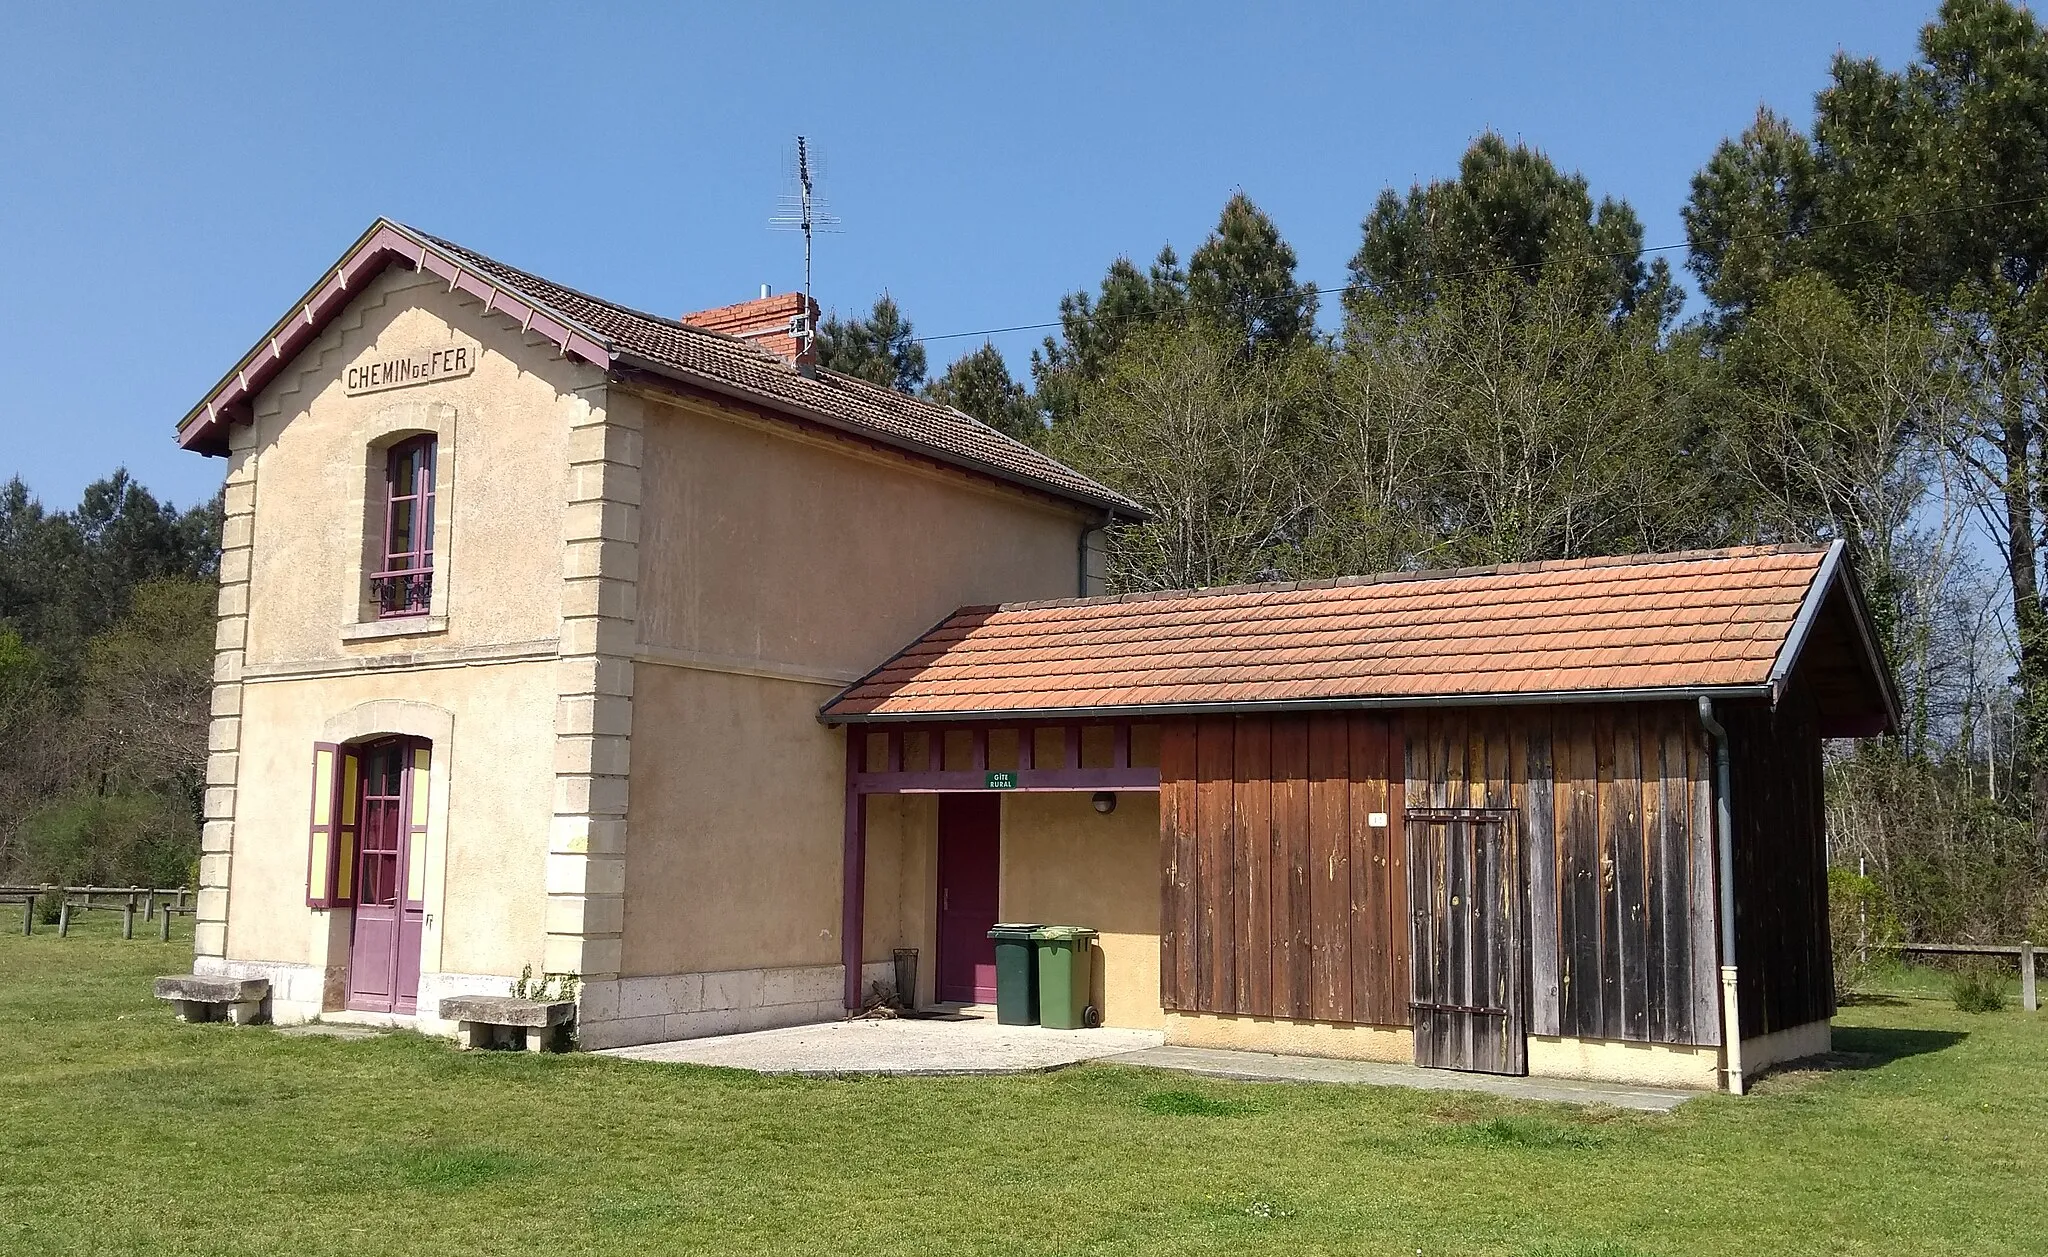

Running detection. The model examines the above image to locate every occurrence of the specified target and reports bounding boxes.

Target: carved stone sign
[345,345,476,396]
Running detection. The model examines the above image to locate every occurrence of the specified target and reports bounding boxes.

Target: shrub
[18,790,198,889]
[1827,867,1899,999]
[1950,965,2008,1014]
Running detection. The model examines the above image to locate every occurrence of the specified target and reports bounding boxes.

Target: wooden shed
[823,543,1896,1093]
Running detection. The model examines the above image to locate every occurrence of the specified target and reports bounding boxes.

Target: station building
[178,219,1895,1091]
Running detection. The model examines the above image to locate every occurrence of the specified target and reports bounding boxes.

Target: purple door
[346,738,427,1014]
[937,794,1001,1003]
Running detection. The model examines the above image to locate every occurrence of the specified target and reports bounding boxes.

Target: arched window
[371,435,435,616]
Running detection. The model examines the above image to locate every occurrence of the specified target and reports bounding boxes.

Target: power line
[911,189,2048,347]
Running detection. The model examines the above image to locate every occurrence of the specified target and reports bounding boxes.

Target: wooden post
[21,894,33,936]
[160,905,173,943]
[144,891,156,922]
[2024,941,2037,1014]
[841,732,868,1011]
[57,899,70,937]
[122,898,135,940]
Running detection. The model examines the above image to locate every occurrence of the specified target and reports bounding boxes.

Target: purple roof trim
[179,220,613,455]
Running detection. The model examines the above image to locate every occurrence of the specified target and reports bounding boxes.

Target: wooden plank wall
[1724,689,1835,1036]
[1161,702,1723,1046]
[1159,713,1408,1026]
[1524,705,1721,1046]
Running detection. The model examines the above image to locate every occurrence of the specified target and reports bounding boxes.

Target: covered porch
[839,719,1162,1019]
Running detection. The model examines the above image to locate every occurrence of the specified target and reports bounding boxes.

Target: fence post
[122,897,135,940]
[2024,941,2037,1014]
[144,891,155,922]
[159,905,172,943]
[21,894,33,936]
[58,899,70,937]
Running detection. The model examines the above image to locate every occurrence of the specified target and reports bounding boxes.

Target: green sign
[985,771,1018,790]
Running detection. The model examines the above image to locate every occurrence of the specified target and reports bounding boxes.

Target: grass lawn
[4,919,2044,1256]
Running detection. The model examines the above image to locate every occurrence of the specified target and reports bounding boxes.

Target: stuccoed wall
[616,387,1088,981]
[200,262,603,1013]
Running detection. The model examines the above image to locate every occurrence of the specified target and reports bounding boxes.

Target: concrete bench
[155,975,269,1025]
[440,995,575,1052]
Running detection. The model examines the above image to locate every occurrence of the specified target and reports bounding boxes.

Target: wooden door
[346,738,428,1014]
[936,793,1002,1003]
[1407,809,1526,1075]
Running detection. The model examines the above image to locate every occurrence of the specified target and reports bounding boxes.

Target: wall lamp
[1091,791,1117,814]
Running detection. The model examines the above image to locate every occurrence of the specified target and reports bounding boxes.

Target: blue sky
[2,1,1931,511]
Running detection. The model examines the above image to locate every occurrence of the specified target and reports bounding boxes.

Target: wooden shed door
[1407,810,1526,1075]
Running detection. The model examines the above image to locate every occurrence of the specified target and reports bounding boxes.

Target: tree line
[0,473,219,887]
[813,0,2047,945]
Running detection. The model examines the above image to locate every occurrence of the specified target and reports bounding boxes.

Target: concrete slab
[1099,1044,1703,1112]
[598,1008,1165,1075]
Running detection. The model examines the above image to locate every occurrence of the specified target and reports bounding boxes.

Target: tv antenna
[771,136,839,362]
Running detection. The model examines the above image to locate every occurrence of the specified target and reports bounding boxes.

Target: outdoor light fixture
[1092,791,1117,814]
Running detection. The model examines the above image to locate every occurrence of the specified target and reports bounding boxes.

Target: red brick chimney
[682,289,819,371]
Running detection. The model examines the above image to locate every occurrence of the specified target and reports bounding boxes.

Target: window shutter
[333,746,360,905]
[306,743,340,908]
[404,742,431,910]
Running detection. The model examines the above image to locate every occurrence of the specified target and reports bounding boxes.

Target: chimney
[681,290,820,371]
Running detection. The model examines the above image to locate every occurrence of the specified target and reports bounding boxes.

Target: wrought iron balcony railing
[370,567,433,618]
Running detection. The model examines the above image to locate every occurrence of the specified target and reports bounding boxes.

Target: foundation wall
[579,961,895,1050]
[1742,1017,1832,1075]
[1166,1012,1413,1062]
[1526,1034,1723,1090]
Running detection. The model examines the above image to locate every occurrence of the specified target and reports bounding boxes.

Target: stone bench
[155,975,269,1025]
[440,995,576,1052]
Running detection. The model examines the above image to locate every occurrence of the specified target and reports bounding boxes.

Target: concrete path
[1098,1044,1702,1111]
[599,1011,1700,1110]
[599,1009,1165,1075]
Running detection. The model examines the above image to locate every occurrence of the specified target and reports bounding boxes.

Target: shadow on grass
[1835,992,1910,1007]
[1812,1026,1967,1071]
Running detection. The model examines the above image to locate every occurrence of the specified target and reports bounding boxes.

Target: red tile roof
[822,544,1897,728]
[178,220,1140,520]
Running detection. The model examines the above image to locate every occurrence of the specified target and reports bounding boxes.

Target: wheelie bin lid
[987,923,1043,940]
[1030,925,1098,942]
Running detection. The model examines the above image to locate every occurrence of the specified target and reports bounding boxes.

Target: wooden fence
[1895,941,2038,1012]
[0,885,194,942]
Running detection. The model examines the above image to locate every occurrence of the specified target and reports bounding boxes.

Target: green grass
[5,918,2047,1256]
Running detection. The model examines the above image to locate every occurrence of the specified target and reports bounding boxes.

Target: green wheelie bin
[1032,925,1099,1029]
[986,923,1042,1025]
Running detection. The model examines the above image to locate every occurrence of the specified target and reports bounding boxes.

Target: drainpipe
[1698,696,1744,1096]
[1077,517,1109,596]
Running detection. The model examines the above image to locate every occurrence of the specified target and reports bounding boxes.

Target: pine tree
[1349,132,1679,326]
[1187,192,1318,352]
[925,342,1042,445]
[815,295,927,394]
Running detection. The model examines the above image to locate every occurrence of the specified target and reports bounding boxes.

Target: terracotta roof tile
[823,546,1843,720]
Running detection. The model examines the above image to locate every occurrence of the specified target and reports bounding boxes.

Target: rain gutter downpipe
[1698,695,1744,1095]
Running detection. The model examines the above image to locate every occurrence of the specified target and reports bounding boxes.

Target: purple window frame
[371,435,436,618]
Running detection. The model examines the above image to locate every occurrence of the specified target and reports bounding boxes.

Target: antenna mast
[771,135,837,371]
[797,135,815,321]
